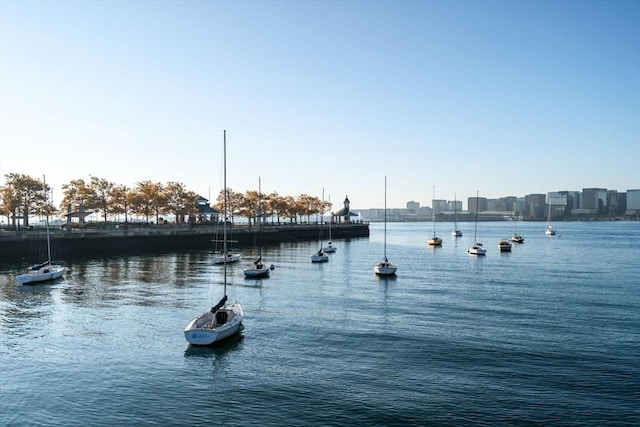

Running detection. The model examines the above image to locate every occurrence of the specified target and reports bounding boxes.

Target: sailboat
[468,190,486,255]
[374,176,397,275]
[243,177,274,278]
[322,195,336,253]
[511,215,524,243]
[451,193,462,237]
[16,176,66,285]
[184,130,244,345]
[211,226,241,264]
[545,202,556,235]
[427,186,442,246]
[311,188,329,263]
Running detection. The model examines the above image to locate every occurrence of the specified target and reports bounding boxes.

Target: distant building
[406,201,420,213]
[468,196,487,213]
[582,188,607,214]
[626,189,640,215]
[525,194,546,219]
[432,199,447,214]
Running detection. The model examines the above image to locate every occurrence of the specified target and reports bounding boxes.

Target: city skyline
[1,1,638,208]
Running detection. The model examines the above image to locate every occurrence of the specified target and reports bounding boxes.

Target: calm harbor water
[1,221,639,426]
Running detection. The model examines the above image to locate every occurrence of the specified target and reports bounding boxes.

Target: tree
[131,181,165,223]
[88,176,116,223]
[110,184,133,223]
[164,181,197,223]
[60,178,94,219]
[1,173,48,226]
[214,188,244,223]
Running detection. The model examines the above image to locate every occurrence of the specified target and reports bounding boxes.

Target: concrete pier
[0,222,370,261]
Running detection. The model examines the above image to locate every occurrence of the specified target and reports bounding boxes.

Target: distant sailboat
[468,191,486,256]
[311,189,329,263]
[374,176,397,276]
[451,193,462,237]
[243,177,274,278]
[322,195,337,253]
[428,186,442,246]
[545,202,556,236]
[511,215,524,243]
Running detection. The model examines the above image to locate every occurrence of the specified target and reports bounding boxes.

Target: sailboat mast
[474,190,479,242]
[258,176,262,258]
[223,130,228,295]
[432,186,436,235]
[43,175,52,263]
[384,176,387,258]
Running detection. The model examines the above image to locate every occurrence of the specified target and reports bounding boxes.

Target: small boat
[511,215,524,243]
[545,202,556,236]
[244,178,274,278]
[185,130,243,345]
[16,176,66,285]
[322,196,337,253]
[243,256,274,278]
[468,242,486,256]
[428,186,443,246]
[212,248,241,264]
[374,176,397,276]
[511,234,524,244]
[312,189,329,263]
[468,191,486,256]
[498,239,512,252]
[451,193,462,237]
[311,249,329,263]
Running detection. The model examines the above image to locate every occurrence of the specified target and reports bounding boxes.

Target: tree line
[0,173,332,227]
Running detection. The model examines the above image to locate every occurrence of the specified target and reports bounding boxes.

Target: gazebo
[332,195,359,223]
[196,196,219,223]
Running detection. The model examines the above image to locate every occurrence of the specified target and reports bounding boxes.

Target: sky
[1,0,638,211]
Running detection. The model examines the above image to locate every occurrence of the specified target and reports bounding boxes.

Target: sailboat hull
[212,253,241,264]
[428,237,443,246]
[311,252,329,262]
[243,266,272,278]
[374,262,397,275]
[184,303,243,345]
[16,266,65,284]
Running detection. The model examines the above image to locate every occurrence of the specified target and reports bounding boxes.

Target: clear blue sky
[1,0,638,210]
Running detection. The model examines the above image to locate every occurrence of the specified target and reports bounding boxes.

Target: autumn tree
[110,184,133,223]
[88,176,116,222]
[1,173,48,226]
[131,181,165,223]
[60,179,94,217]
[163,181,198,223]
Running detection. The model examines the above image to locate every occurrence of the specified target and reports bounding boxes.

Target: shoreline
[0,222,370,262]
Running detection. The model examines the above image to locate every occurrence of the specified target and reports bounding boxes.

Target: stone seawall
[0,223,370,262]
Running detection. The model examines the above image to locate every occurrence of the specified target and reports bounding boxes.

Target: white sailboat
[185,130,243,345]
[374,176,397,275]
[16,176,66,285]
[511,215,524,243]
[243,177,274,278]
[451,193,462,237]
[545,202,556,236]
[468,190,486,256]
[322,195,336,253]
[428,186,442,246]
[311,189,329,263]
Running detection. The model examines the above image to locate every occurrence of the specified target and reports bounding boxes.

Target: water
[1,221,639,426]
